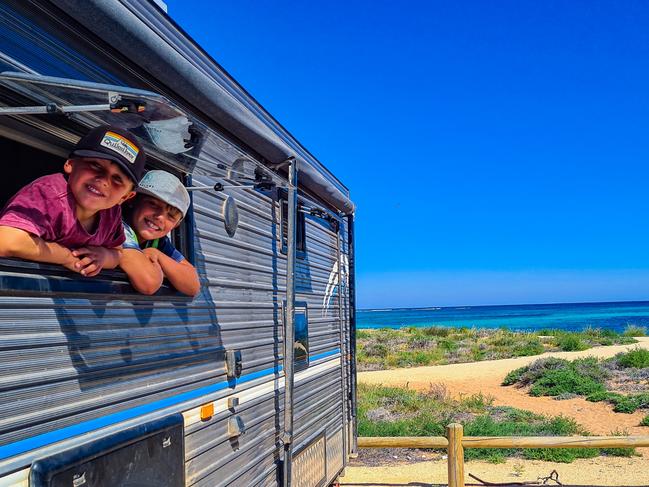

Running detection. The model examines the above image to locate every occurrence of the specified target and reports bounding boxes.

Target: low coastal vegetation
[358,383,635,463]
[357,326,642,371]
[503,348,649,420]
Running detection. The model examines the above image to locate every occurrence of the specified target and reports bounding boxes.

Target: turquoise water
[357,301,649,333]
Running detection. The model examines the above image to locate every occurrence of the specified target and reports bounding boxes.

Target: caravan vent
[292,434,326,487]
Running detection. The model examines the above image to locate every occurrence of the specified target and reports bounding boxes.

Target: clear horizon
[167,1,649,308]
[359,297,649,311]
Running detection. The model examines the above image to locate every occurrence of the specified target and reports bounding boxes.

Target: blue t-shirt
[122,221,184,263]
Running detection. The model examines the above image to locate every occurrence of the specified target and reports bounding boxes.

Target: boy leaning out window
[121,170,200,296]
[0,125,145,276]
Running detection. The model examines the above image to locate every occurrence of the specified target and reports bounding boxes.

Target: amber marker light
[200,403,214,421]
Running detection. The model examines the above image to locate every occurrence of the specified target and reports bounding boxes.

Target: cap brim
[70,149,139,183]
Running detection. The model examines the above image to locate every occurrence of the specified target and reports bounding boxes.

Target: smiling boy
[0,125,145,276]
[121,170,200,296]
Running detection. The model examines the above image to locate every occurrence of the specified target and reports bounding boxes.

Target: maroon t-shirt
[0,173,125,249]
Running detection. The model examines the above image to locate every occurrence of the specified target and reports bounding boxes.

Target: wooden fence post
[447,423,464,487]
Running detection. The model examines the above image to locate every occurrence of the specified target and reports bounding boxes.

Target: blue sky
[166,0,649,308]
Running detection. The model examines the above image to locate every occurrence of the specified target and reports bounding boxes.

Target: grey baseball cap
[137,170,191,218]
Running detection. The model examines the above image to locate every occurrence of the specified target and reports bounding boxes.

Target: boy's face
[131,195,182,241]
[64,158,136,214]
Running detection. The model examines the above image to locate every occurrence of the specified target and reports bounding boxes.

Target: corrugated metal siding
[290,210,350,486]
[185,393,281,485]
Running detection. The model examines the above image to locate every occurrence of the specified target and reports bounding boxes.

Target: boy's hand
[72,246,119,277]
[62,252,83,274]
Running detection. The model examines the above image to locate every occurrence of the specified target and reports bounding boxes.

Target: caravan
[0,1,356,486]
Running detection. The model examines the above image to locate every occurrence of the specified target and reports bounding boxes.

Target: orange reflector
[200,403,214,420]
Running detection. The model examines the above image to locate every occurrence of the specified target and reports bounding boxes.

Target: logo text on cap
[100,131,139,164]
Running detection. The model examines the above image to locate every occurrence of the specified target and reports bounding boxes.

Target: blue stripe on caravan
[0,347,341,462]
[311,349,340,361]
[0,364,279,461]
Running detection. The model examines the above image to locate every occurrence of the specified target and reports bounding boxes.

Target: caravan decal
[322,255,349,317]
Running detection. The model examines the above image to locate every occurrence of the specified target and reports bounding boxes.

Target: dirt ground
[340,456,649,486]
[342,338,649,486]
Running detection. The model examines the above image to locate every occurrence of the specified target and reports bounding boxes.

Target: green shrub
[392,350,438,367]
[471,345,486,361]
[358,383,624,463]
[438,338,459,352]
[586,391,649,414]
[356,330,372,339]
[586,391,622,403]
[512,338,545,356]
[529,369,605,397]
[612,397,639,413]
[573,356,610,383]
[421,326,451,337]
[514,357,568,385]
[612,393,649,414]
[505,357,608,398]
[601,429,638,457]
[462,392,494,409]
[601,447,637,457]
[502,366,528,386]
[600,328,619,338]
[617,347,649,368]
[489,331,516,347]
[623,325,647,337]
[640,415,649,426]
[556,333,588,351]
[464,414,596,463]
[357,326,637,371]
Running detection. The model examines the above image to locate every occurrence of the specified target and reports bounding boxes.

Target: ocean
[357,301,649,333]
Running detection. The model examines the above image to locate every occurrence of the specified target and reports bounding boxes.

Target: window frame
[0,127,195,298]
[293,301,309,372]
[279,189,306,258]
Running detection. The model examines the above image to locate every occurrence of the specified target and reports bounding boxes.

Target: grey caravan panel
[289,211,350,486]
[338,218,356,455]
[184,391,282,486]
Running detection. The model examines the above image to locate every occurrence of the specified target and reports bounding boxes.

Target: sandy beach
[342,337,649,486]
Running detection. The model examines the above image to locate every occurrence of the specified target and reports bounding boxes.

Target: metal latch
[228,415,246,438]
[228,396,240,410]
[225,350,242,380]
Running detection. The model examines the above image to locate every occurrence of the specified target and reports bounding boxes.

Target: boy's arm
[120,248,164,295]
[143,248,200,297]
[0,226,79,271]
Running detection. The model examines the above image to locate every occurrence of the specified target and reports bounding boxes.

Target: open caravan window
[0,72,289,297]
[0,129,192,296]
[0,73,200,296]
